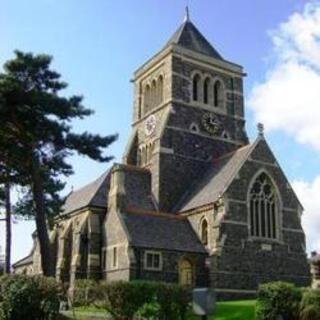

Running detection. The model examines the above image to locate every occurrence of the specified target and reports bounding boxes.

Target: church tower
[124,14,248,211]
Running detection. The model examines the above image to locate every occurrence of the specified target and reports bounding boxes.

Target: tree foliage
[0,51,117,275]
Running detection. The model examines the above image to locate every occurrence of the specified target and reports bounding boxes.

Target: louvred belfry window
[249,172,278,239]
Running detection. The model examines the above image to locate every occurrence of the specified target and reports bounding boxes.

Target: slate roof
[12,253,33,268]
[179,143,253,212]
[62,169,111,215]
[164,20,223,60]
[121,211,206,254]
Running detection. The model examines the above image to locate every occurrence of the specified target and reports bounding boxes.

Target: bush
[300,289,320,320]
[97,281,154,320]
[135,301,161,320]
[0,274,62,320]
[72,279,99,307]
[256,281,302,320]
[155,282,190,320]
[300,305,320,320]
[94,281,190,320]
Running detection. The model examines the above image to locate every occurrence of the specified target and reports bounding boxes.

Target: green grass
[63,300,256,320]
[74,305,105,313]
[189,300,256,320]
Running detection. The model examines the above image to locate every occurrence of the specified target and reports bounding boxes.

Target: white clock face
[144,115,156,136]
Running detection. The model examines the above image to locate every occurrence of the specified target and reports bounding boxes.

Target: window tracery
[249,172,278,239]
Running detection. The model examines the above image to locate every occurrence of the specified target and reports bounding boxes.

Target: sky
[1,0,320,262]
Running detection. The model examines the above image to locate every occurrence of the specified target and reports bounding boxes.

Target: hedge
[0,274,62,320]
[91,280,190,320]
[72,279,100,307]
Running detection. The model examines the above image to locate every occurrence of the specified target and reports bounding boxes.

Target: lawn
[189,300,256,320]
[61,300,256,320]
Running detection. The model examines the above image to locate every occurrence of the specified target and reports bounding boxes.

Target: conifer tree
[0,51,117,276]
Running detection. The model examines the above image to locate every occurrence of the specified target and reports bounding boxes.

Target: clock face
[201,113,221,135]
[144,115,156,136]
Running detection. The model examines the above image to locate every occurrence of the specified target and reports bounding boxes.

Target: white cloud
[249,2,320,253]
[292,177,320,252]
[249,1,320,151]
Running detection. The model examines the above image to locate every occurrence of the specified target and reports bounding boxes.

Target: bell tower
[124,15,248,211]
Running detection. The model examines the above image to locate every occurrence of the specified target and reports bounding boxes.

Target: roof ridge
[89,169,111,204]
[218,142,257,197]
[68,169,109,196]
[164,20,223,60]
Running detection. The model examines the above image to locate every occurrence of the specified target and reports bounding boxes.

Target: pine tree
[0,51,117,276]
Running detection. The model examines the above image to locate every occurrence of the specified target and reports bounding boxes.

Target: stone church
[13,15,311,298]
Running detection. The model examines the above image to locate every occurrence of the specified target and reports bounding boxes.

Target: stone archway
[179,258,194,287]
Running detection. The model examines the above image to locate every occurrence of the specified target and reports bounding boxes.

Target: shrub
[135,301,161,320]
[72,279,99,307]
[300,289,320,320]
[0,274,62,320]
[97,281,154,320]
[300,305,320,320]
[95,281,190,320]
[256,281,302,320]
[155,282,190,320]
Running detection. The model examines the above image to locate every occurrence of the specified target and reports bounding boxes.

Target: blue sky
[1,0,320,262]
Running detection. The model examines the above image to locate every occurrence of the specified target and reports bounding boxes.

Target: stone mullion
[255,200,259,237]
[272,203,276,238]
[258,198,263,237]
[264,198,268,238]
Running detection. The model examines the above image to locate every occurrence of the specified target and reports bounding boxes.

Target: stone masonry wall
[210,139,311,295]
[129,248,208,287]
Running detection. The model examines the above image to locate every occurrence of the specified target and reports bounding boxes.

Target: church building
[13,14,311,299]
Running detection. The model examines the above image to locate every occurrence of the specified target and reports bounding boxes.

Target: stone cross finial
[184,5,190,22]
[257,122,264,137]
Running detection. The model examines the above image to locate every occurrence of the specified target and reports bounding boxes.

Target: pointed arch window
[213,80,223,107]
[193,74,201,101]
[203,77,210,104]
[249,172,278,239]
[201,219,208,245]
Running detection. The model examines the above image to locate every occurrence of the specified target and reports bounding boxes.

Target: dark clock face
[201,113,221,135]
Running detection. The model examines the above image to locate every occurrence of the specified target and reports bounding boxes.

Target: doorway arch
[179,258,194,287]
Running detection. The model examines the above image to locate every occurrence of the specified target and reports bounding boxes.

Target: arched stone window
[151,80,157,110]
[192,74,201,101]
[213,80,224,107]
[201,219,208,245]
[249,172,278,239]
[157,75,164,105]
[203,77,210,104]
[144,85,151,114]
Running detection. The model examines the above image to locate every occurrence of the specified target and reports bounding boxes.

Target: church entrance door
[179,259,193,287]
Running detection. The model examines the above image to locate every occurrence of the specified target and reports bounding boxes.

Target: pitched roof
[12,253,33,269]
[179,143,253,212]
[62,169,111,215]
[164,20,223,60]
[120,211,206,254]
